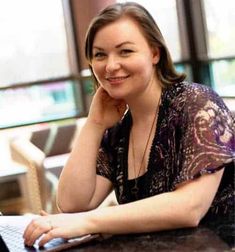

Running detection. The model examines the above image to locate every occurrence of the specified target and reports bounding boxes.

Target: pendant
[131,181,139,197]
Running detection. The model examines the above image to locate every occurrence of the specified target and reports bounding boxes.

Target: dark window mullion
[181,0,212,85]
[176,0,189,62]
[62,0,87,116]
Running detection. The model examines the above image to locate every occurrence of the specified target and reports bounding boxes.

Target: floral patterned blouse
[96,82,235,221]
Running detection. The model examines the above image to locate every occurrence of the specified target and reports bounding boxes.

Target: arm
[89,169,224,234]
[57,87,126,212]
[24,169,223,247]
[57,122,112,212]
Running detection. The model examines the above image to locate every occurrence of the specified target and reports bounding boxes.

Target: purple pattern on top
[96,82,235,220]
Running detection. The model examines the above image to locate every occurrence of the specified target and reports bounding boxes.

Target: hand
[23,210,91,247]
[87,87,127,130]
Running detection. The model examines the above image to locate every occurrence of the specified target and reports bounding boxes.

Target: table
[66,216,235,251]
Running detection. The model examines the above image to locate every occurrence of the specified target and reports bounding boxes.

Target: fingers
[38,229,56,247]
[38,228,65,247]
[23,217,52,247]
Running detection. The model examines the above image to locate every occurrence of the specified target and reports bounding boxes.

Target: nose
[105,55,120,73]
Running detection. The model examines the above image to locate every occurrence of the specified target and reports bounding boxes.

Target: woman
[24,2,234,247]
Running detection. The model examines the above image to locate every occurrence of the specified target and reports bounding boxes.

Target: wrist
[85,118,107,133]
[82,209,101,235]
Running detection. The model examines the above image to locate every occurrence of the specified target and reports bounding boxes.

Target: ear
[152,47,160,65]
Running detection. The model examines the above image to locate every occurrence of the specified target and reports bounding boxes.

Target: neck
[126,71,162,123]
[129,85,162,125]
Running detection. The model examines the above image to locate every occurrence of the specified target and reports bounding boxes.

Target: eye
[93,52,106,60]
[120,49,134,56]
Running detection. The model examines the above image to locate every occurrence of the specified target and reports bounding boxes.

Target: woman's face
[91,17,160,100]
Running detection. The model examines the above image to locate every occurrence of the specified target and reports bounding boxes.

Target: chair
[9,118,87,214]
[30,123,78,177]
[10,137,59,214]
[45,123,77,157]
[29,127,50,152]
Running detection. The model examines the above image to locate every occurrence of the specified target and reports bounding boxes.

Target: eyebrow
[93,41,135,50]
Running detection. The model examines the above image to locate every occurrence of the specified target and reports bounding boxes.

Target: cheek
[132,57,154,77]
[91,64,103,79]
[91,64,106,88]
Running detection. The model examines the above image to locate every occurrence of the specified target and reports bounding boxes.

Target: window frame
[0,0,87,129]
[1,0,234,130]
[176,0,235,98]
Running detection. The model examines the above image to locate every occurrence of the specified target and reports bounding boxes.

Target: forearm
[84,169,223,235]
[87,191,200,235]
[57,121,105,212]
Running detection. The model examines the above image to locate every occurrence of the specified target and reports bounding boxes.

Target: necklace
[130,95,161,198]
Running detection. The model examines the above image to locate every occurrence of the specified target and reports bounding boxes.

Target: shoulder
[165,81,220,101]
[164,82,230,113]
[182,82,222,102]
[162,82,234,134]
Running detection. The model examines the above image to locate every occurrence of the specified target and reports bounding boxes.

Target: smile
[105,75,130,84]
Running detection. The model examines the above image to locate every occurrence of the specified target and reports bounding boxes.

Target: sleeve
[96,129,115,183]
[173,85,235,187]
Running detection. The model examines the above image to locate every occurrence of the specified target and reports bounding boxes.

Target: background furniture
[0,164,27,214]
[10,137,57,214]
[9,118,87,214]
[8,117,116,214]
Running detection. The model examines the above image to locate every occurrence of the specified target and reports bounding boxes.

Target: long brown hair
[85,2,186,88]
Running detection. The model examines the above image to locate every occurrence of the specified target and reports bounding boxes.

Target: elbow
[56,196,81,213]
[56,199,75,213]
[186,213,201,228]
[178,212,200,228]
[184,205,204,228]
[56,188,83,213]
[56,201,85,213]
[56,196,94,213]
[56,204,70,214]
[56,200,86,213]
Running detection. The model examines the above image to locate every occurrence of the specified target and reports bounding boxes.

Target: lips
[105,75,130,84]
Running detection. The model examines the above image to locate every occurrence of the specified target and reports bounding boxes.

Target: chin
[110,91,128,100]
[104,88,123,99]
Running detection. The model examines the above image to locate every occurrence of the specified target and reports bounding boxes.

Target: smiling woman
[22,2,234,248]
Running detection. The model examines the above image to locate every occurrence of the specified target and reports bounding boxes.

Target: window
[1,0,234,129]
[0,0,83,129]
[203,0,235,96]
[210,60,235,96]
[203,0,235,58]
[0,80,83,128]
[0,0,70,85]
